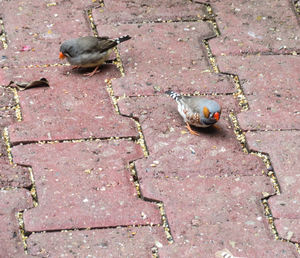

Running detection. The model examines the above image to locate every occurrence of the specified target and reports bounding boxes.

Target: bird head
[202,101,221,125]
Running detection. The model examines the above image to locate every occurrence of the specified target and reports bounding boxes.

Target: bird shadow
[189,123,228,139]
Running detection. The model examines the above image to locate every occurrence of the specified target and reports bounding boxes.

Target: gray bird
[165,90,221,135]
[59,35,131,76]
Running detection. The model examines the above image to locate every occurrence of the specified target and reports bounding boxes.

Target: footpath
[0,0,299,257]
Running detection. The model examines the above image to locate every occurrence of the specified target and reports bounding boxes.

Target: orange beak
[214,112,220,121]
[59,52,65,59]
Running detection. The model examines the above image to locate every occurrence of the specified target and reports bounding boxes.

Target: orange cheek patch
[203,106,210,118]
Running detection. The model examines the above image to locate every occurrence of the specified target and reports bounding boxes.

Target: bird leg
[186,122,200,136]
[84,66,100,77]
[71,65,80,70]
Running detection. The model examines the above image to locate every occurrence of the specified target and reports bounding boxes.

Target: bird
[165,90,221,135]
[59,35,131,76]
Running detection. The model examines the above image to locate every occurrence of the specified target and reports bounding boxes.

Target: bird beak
[214,112,220,121]
[59,52,65,59]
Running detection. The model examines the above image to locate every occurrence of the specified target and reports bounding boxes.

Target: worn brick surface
[11,140,161,232]
[27,226,167,257]
[0,108,16,128]
[119,95,266,177]
[117,95,300,256]
[209,0,300,55]
[0,159,31,188]
[159,223,298,258]
[217,55,300,130]
[246,131,300,242]
[3,65,138,143]
[0,0,93,67]
[0,87,16,107]
[91,23,232,97]
[0,189,33,257]
[93,0,208,24]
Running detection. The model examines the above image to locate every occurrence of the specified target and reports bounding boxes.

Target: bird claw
[83,66,100,77]
[186,123,200,136]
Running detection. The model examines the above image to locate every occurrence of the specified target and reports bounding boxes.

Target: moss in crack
[105,78,120,114]
[3,127,13,164]
[229,112,248,153]
[262,198,279,240]
[0,18,8,49]
[87,9,98,37]
[231,75,249,111]
[202,39,219,73]
[157,202,174,243]
[17,211,29,253]
[28,167,38,207]
[251,152,280,195]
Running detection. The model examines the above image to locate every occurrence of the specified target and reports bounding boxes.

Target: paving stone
[0,189,33,257]
[0,159,32,188]
[273,218,300,242]
[0,0,93,67]
[11,140,161,232]
[117,95,294,255]
[246,131,300,241]
[217,55,300,130]
[0,86,16,107]
[119,95,266,178]
[209,0,300,55]
[93,0,208,24]
[27,226,167,257]
[158,223,298,258]
[92,23,231,97]
[0,108,16,128]
[3,65,138,143]
[246,131,300,193]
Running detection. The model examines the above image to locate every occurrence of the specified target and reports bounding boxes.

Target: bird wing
[75,36,117,54]
[181,96,204,114]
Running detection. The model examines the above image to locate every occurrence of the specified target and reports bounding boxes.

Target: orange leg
[83,66,100,77]
[71,65,80,70]
[186,122,200,136]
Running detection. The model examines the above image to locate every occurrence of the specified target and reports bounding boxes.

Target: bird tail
[115,35,131,44]
[165,90,182,101]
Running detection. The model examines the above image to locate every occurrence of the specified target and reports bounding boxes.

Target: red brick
[0,109,16,128]
[246,131,300,193]
[1,0,94,67]
[93,23,229,96]
[119,95,266,178]
[159,223,298,258]
[0,87,16,107]
[11,140,161,232]
[0,159,32,188]
[27,226,167,257]
[0,189,33,257]
[246,131,300,241]
[4,66,138,143]
[93,0,208,24]
[217,55,300,130]
[273,218,300,242]
[209,0,300,55]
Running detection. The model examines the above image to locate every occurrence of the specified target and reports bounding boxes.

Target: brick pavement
[0,0,299,257]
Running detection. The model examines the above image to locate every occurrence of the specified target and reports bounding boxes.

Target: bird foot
[186,123,200,136]
[83,66,100,77]
[71,65,80,70]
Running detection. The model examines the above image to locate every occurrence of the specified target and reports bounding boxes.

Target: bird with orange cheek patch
[59,35,131,76]
[165,90,221,136]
